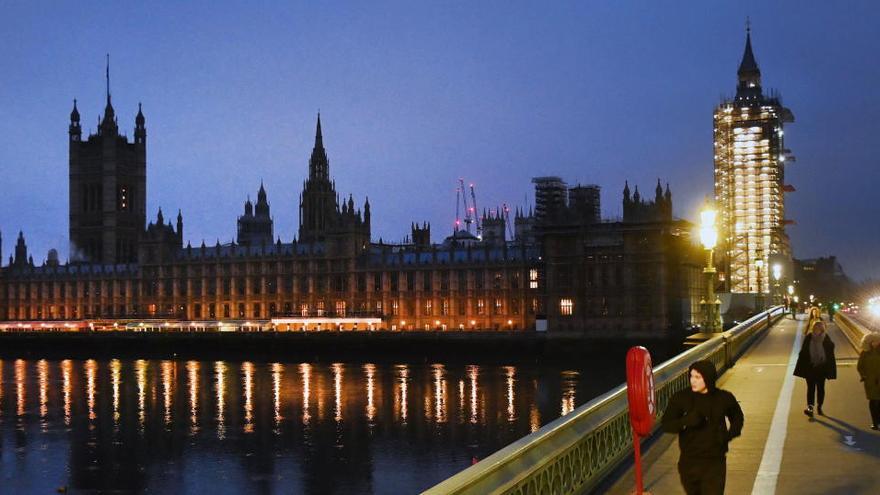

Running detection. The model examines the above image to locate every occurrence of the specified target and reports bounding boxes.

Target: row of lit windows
[5,296,542,321]
[4,270,540,300]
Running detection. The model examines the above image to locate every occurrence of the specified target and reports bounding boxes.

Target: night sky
[1,2,877,280]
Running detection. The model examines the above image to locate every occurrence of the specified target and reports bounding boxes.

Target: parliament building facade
[0,83,704,335]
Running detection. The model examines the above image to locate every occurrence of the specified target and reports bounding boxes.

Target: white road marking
[751,319,804,495]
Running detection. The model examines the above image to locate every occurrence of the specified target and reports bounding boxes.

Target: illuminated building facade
[0,81,704,334]
[713,29,794,294]
[541,181,704,335]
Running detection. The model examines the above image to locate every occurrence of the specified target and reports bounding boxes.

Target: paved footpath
[604,316,880,495]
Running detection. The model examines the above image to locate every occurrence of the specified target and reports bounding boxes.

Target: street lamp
[772,263,782,305]
[699,201,722,332]
[754,257,765,311]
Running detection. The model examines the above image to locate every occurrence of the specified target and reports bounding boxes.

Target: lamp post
[700,201,722,332]
[787,284,795,318]
[754,256,765,312]
[772,263,782,306]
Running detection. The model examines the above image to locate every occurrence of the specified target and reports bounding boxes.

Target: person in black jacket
[662,359,744,495]
[793,320,836,417]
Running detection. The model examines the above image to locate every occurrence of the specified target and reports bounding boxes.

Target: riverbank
[0,330,685,364]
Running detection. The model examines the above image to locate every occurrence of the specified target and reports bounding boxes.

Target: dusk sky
[1,2,878,280]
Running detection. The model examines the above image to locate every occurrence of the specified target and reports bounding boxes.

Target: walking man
[662,360,744,495]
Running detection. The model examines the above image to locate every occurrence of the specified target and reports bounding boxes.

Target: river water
[0,349,669,494]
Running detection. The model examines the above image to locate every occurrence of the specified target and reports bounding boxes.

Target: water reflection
[332,363,343,423]
[215,361,227,439]
[38,359,49,426]
[187,361,199,434]
[505,366,516,423]
[395,364,409,423]
[272,362,283,430]
[0,357,609,494]
[16,358,25,418]
[364,363,376,425]
[561,370,579,416]
[468,365,479,424]
[62,359,72,425]
[111,359,122,424]
[433,364,447,424]
[242,361,254,433]
[300,363,311,425]
[86,359,97,423]
[162,361,174,427]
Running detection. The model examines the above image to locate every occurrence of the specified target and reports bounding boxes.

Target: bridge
[424,309,880,494]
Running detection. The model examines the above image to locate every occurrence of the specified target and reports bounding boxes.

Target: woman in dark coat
[794,321,836,417]
[856,333,880,430]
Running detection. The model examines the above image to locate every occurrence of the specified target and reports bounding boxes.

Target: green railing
[835,312,875,350]
[424,306,785,495]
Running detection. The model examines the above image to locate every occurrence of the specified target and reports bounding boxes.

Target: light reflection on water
[0,357,613,494]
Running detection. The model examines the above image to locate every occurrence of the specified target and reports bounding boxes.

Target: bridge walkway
[604,316,880,494]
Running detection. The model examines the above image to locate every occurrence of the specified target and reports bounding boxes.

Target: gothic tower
[238,182,274,246]
[69,59,146,263]
[298,114,370,248]
[713,27,794,293]
[298,114,338,243]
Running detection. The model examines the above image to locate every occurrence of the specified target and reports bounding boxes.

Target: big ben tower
[714,27,794,294]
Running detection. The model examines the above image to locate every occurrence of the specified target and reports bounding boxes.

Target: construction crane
[455,178,480,235]
[470,182,480,237]
[503,203,514,239]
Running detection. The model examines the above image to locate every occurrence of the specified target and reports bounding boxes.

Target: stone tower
[713,27,794,293]
[68,60,146,263]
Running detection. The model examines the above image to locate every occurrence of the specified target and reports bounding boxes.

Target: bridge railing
[423,306,785,495]
[835,312,876,350]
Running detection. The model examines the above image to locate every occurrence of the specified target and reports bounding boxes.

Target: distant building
[714,28,794,294]
[540,181,704,335]
[531,176,568,224]
[794,256,852,303]
[0,76,704,335]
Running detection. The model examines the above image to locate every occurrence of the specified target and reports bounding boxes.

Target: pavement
[602,316,880,495]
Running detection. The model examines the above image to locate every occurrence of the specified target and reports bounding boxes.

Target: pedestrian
[662,360,744,495]
[793,321,837,417]
[856,332,880,430]
[805,306,822,334]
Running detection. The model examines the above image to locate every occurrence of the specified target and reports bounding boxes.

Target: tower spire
[315,112,323,148]
[100,54,117,134]
[735,21,762,101]
[738,25,759,75]
[308,113,329,181]
[106,53,111,105]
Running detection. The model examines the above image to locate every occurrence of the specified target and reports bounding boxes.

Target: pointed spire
[308,113,330,181]
[735,20,762,102]
[99,54,117,135]
[738,25,760,76]
[136,102,145,126]
[106,53,111,104]
[156,207,164,224]
[70,99,80,122]
[315,112,323,147]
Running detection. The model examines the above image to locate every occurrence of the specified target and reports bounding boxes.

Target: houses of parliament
[0,76,705,335]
